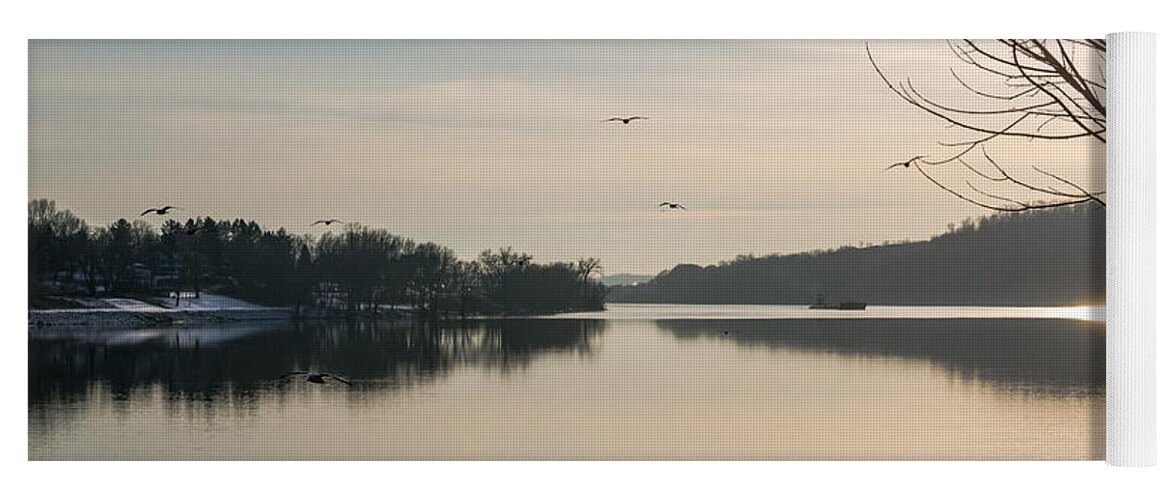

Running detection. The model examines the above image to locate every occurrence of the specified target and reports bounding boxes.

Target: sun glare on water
[1042,305,1106,322]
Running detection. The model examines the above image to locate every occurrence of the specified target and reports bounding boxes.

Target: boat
[809,293,867,310]
[809,301,867,310]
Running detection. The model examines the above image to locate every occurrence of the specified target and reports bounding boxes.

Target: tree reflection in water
[29,319,603,405]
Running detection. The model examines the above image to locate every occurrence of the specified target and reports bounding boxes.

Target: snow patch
[155,293,270,311]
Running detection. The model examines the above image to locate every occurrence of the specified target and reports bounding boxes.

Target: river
[29,304,1104,460]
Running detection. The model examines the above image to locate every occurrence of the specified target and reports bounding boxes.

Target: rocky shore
[29,307,293,328]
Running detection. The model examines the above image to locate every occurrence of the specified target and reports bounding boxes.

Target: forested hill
[608,205,1105,306]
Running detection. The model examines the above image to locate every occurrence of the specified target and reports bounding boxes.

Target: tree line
[608,204,1105,306]
[28,199,606,316]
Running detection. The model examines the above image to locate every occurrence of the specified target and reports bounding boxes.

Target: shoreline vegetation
[29,199,607,324]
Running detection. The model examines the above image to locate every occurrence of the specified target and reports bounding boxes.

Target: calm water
[29,305,1104,460]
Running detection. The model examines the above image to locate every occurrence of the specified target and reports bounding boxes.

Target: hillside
[607,205,1105,306]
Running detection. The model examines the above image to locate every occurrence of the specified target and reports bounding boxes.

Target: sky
[28,40,1105,275]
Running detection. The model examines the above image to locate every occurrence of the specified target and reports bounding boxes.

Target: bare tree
[869,39,1106,212]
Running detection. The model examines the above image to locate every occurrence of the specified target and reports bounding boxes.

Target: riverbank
[28,294,292,328]
[29,307,293,328]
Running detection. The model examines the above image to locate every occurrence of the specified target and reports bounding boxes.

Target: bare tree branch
[869,40,1105,212]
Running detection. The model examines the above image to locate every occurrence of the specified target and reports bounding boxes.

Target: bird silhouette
[140,206,181,216]
[884,156,926,171]
[280,371,352,386]
[312,219,343,226]
[602,116,648,125]
[659,202,687,210]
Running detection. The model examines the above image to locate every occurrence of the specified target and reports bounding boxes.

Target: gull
[312,219,343,226]
[602,116,649,125]
[280,371,353,386]
[659,202,686,210]
[141,206,181,216]
[884,156,926,171]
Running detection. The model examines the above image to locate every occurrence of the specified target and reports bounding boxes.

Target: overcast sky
[29,40,1104,274]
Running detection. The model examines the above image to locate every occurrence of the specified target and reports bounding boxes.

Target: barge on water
[808,293,867,310]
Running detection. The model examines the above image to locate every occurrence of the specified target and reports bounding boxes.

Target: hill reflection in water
[658,318,1103,395]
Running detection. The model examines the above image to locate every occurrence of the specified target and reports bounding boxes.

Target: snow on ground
[156,293,271,311]
[35,293,274,312]
[30,293,289,328]
[103,298,167,311]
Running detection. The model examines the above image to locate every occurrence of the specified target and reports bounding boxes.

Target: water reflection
[29,319,602,404]
[30,317,1102,402]
[660,318,1104,394]
[30,315,1103,459]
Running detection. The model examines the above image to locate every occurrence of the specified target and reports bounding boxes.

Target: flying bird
[141,206,181,216]
[312,219,343,226]
[602,116,649,125]
[659,202,686,210]
[884,156,926,171]
[280,371,353,386]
